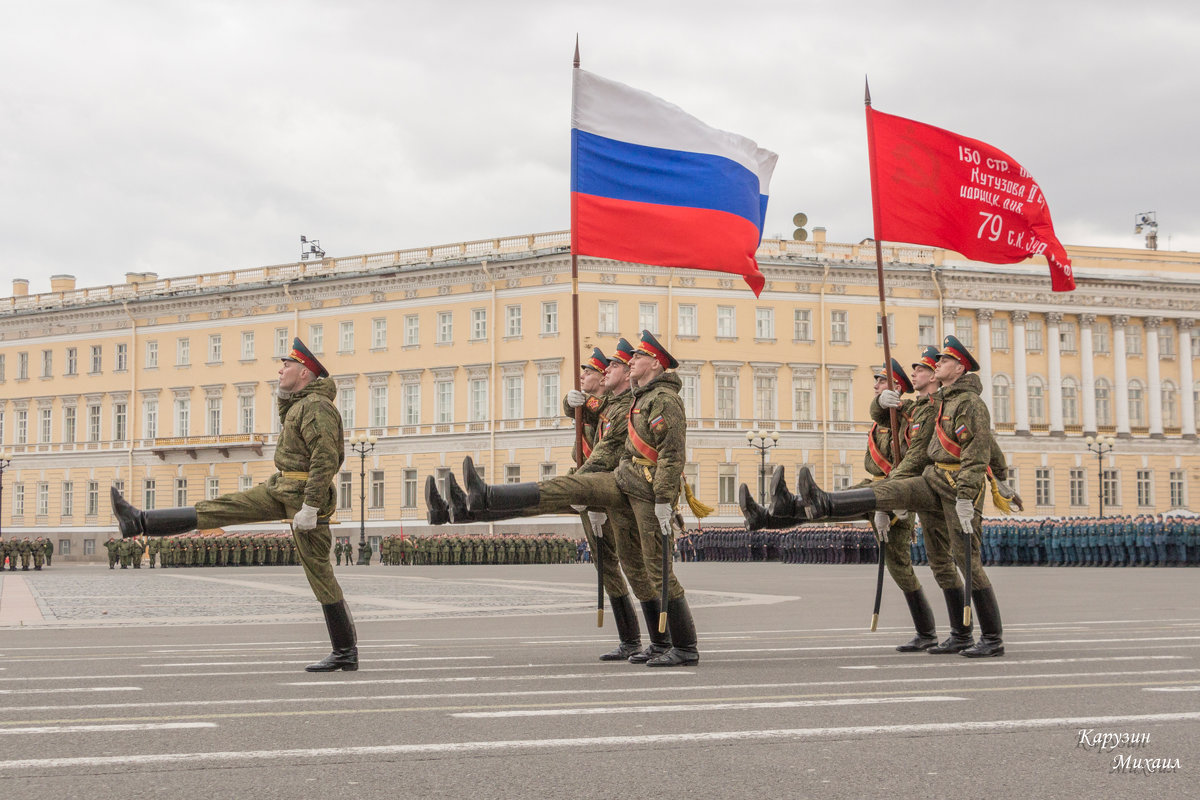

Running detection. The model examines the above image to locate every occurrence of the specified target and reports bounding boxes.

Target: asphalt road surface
[1,560,1195,799]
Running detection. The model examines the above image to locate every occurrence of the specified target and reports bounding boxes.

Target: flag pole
[865,77,900,632]
[571,37,602,628]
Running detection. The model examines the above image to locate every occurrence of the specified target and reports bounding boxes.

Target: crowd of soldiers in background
[375,534,585,565]
[676,513,1200,567]
[0,536,55,571]
[103,532,301,569]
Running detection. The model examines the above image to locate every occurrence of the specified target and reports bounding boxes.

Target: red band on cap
[943,346,969,369]
[637,340,670,369]
[289,348,320,375]
[611,349,632,364]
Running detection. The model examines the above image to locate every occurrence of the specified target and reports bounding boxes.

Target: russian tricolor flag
[571,69,778,296]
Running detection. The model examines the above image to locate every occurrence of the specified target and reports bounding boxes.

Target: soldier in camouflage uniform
[780,336,1010,658]
[110,337,357,672]
[437,331,699,667]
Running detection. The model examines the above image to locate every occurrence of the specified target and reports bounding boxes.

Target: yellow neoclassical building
[1,230,1197,561]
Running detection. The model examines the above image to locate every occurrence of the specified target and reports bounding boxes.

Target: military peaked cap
[282,337,329,378]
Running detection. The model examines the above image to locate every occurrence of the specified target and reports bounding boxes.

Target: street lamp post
[349,432,377,565]
[0,451,10,550]
[745,429,780,505]
[1084,435,1116,517]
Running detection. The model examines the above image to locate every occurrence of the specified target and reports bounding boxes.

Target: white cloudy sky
[2,0,1196,292]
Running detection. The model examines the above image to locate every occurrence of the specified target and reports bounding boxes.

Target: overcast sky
[3,1,1196,293]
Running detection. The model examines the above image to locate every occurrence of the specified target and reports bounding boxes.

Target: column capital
[941,307,959,320]
[1179,318,1195,331]
[1144,316,1164,329]
[975,308,994,321]
[1046,312,1063,325]
[1080,313,1097,326]
[1012,310,1030,323]
[1112,314,1129,327]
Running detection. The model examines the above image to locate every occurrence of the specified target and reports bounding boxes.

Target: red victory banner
[866,106,1075,292]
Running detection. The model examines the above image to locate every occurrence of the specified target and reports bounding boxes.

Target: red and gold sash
[581,437,593,459]
[935,400,962,458]
[866,423,892,476]
[627,406,659,463]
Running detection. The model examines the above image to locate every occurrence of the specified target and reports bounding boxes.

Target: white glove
[570,504,587,513]
[293,503,319,532]
[587,511,608,535]
[654,502,674,532]
[893,509,909,521]
[878,389,902,409]
[566,390,587,408]
[873,511,890,543]
[955,498,975,536]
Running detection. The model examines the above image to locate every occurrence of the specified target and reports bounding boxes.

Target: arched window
[1028,375,1045,425]
[1162,380,1179,428]
[992,375,1011,424]
[1062,377,1079,426]
[1095,378,1112,427]
[1128,379,1145,426]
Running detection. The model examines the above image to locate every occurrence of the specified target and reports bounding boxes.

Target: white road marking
[453,695,965,718]
[279,670,695,687]
[141,656,491,667]
[4,712,1199,770]
[0,687,141,696]
[1143,685,1200,692]
[842,655,1182,669]
[0,722,215,735]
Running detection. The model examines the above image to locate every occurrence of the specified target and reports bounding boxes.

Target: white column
[1180,319,1196,438]
[1112,315,1131,437]
[976,309,994,412]
[1046,312,1064,436]
[1145,317,1163,437]
[1012,311,1030,435]
[1080,314,1097,436]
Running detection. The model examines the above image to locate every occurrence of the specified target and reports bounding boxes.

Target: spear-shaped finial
[864,75,872,106]
[574,34,580,68]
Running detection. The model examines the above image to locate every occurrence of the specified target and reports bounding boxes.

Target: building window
[339,387,356,429]
[678,305,698,337]
[39,407,52,443]
[201,397,219,435]
[1093,322,1111,354]
[716,306,736,338]
[370,470,385,508]
[115,343,128,372]
[83,539,95,556]
[62,481,74,517]
[1169,470,1186,508]
[793,309,812,342]
[0,353,5,381]
[830,310,849,343]
[206,334,222,363]
[833,464,853,491]
[1027,376,1045,425]
[436,312,452,344]
[505,305,523,338]
[539,372,560,418]
[1162,381,1179,428]
[207,477,220,500]
[717,464,736,504]
[339,321,355,352]
[794,375,814,421]
[756,308,775,340]
[598,301,618,334]
[143,479,156,511]
[177,338,190,366]
[469,378,488,422]
[877,313,896,346]
[1102,469,1119,508]
[239,475,253,492]
[239,331,255,360]
[1025,319,1043,352]
[1136,469,1153,507]
[540,463,557,481]
[918,315,936,346]
[276,328,290,356]
[716,374,737,419]
[12,483,24,517]
[338,472,352,509]
[1192,329,1200,358]
[174,397,190,436]
[37,482,49,516]
[17,352,28,380]
[542,301,559,335]
[1160,329,1175,358]
[829,376,851,422]
[754,374,776,423]
[991,318,1010,350]
[86,481,99,517]
[174,478,188,507]
[1069,468,1086,507]
[1059,322,1077,352]
[503,374,523,419]
[1128,380,1145,427]
[1035,468,1052,506]
[435,380,454,424]
[67,347,79,375]
[41,349,53,378]
[680,373,700,418]
[1095,379,1112,427]
[403,469,418,508]
[239,395,255,434]
[954,316,974,348]
[145,341,158,369]
[1125,325,1143,356]
[16,409,28,444]
[470,308,487,341]
[87,404,101,442]
[370,385,388,428]
[638,302,658,335]
[373,318,388,349]
[403,384,420,425]
[505,465,521,484]
[113,402,127,441]
[1062,378,1079,426]
[306,324,323,354]
[404,315,419,346]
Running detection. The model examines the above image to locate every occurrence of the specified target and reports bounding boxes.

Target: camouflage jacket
[614,372,686,505]
[925,372,993,501]
[271,377,344,513]
[563,392,605,463]
[865,395,914,478]
[578,389,634,475]
[889,379,1008,484]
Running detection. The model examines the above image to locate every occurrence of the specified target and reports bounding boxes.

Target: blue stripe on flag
[571,129,764,231]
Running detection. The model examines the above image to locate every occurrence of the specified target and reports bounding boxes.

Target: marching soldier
[110,337,358,672]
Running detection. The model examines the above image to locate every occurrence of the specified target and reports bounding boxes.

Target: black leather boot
[928,586,974,654]
[961,587,1004,658]
[425,476,449,525]
[647,596,699,667]
[462,456,540,519]
[739,483,791,531]
[767,465,802,520]
[897,589,938,652]
[600,594,643,661]
[628,599,672,663]
[111,488,198,538]
[305,600,359,672]
[794,467,877,521]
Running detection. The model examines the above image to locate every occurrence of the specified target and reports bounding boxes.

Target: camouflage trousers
[918,511,964,591]
[196,484,343,605]
[531,472,683,601]
[859,479,920,593]
[871,465,992,590]
[580,507,656,602]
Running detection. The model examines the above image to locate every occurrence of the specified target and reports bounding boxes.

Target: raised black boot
[647,596,699,667]
[960,587,1004,658]
[462,456,540,520]
[425,476,449,525]
[767,465,804,520]
[599,594,643,661]
[896,589,938,652]
[794,467,877,521]
[628,598,672,663]
[111,487,198,538]
[305,599,359,672]
[739,483,791,531]
[928,586,975,654]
